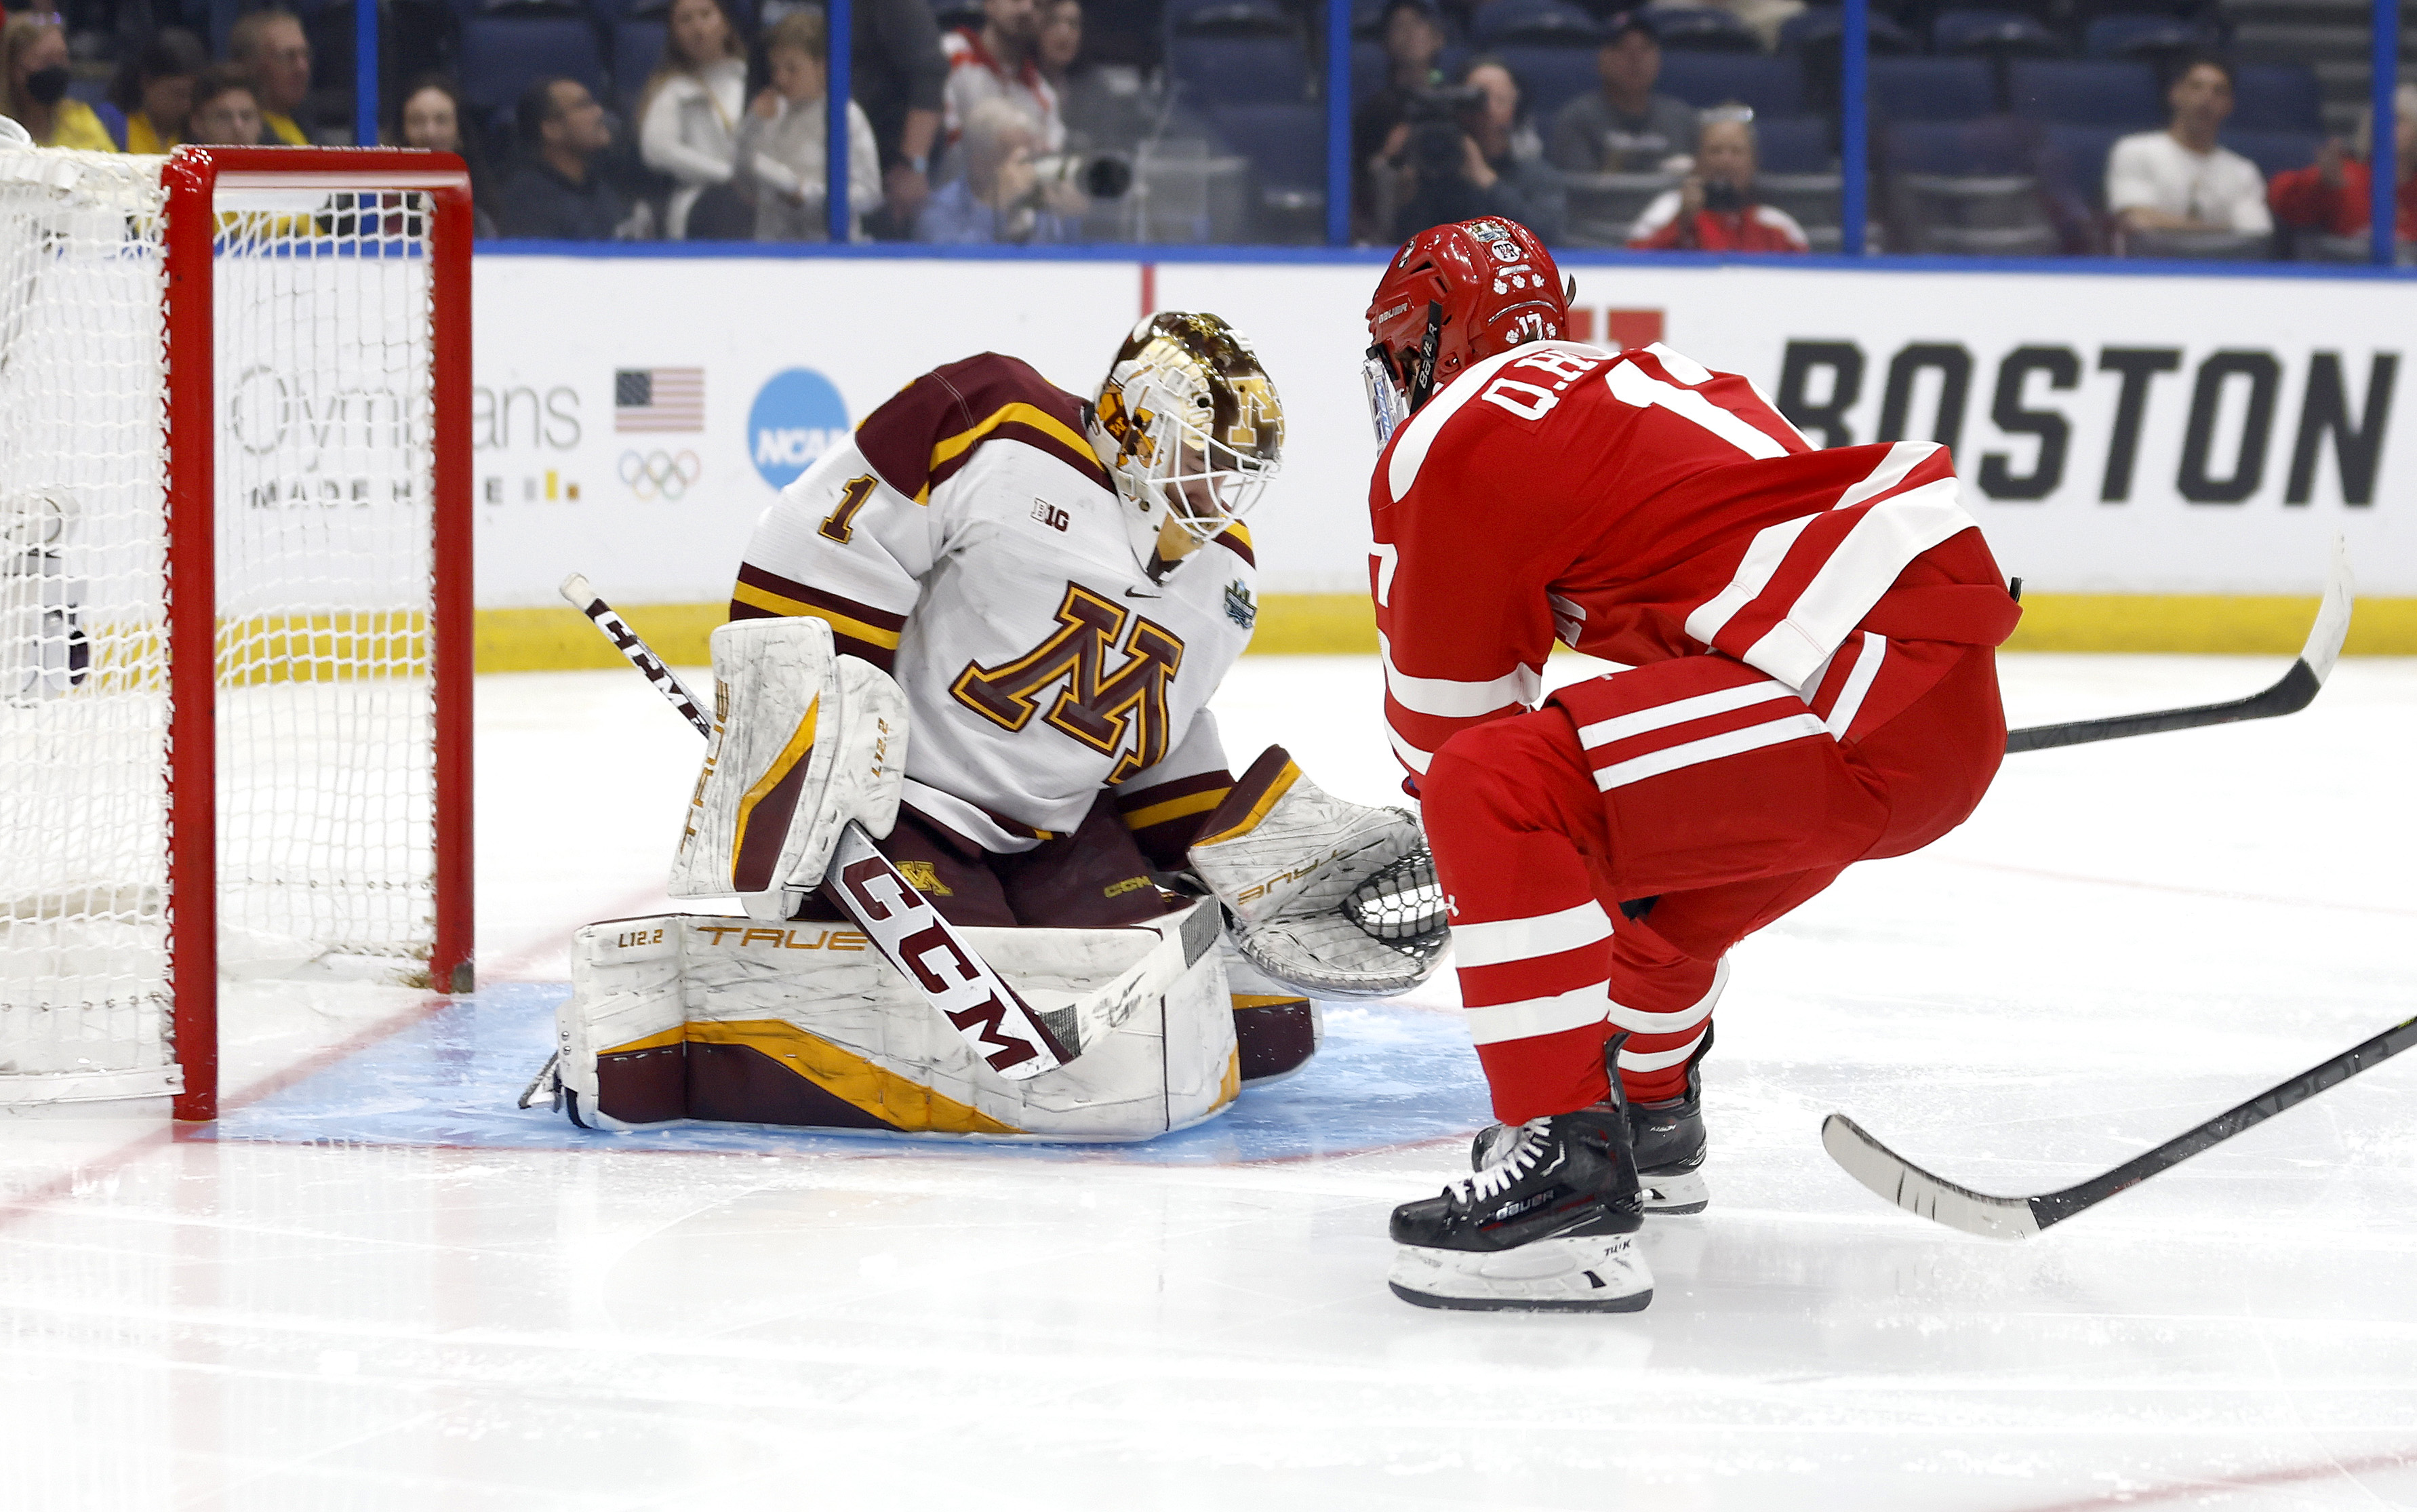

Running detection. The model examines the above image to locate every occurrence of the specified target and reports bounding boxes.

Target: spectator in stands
[737,9,884,241]
[1354,0,1449,235]
[395,75,500,237]
[1037,0,1128,151]
[500,77,638,241]
[107,28,205,152]
[183,66,264,146]
[228,9,314,146]
[828,0,948,238]
[639,0,751,239]
[2269,83,2417,246]
[917,94,1080,243]
[1548,12,1696,176]
[1386,56,1564,243]
[1,14,115,150]
[942,0,1061,160]
[2108,55,2273,238]
[1629,110,1807,251]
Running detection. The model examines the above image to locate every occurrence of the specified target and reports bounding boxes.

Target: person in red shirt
[1628,111,1809,252]
[1361,217,2018,1312]
[2269,84,2417,243]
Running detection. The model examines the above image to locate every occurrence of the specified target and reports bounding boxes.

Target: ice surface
[3,654,2416,1510]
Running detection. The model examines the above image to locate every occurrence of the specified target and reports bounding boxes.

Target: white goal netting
[0,150,444,1105]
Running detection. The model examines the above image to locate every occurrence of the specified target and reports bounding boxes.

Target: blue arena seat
[1640,5,1760,52]
[1210,102,1327,191]
[2221,128,2323,179]
[1932,8,2065,57]
[610,20,666,113]
[1656,53,1808,117]
[1884,115,2039,174]
[1168,0,1294,36]
[459,16,608,114]
[2230,64,2325,134]
[1351,40,1389,104]
[1755,114,1834,172]
[2037,121,2120,210]
[2008,59,2162,129]
[1869,57,1996,122]
[1169,36,1313,106]
[1471,0,1599,45]
[1495,44,1604,119]
[1778,6,1916,56]
[2081,14,2212,60]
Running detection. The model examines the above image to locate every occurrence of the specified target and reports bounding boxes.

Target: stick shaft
[560,575,712,738]
[2005,661,2318,753]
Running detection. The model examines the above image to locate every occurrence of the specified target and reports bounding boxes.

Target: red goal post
[0,145,475,1121]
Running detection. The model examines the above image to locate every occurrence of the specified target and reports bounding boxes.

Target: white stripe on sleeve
[1822,632,1886,738]
[1386,725,1435,775]
[1452,901,1614,970]
[1464,984,1611,1046]
[1380,633,1543,718]
[1740,476,1975,688]
[1681,513,1817,648]
[1833,441,1940,512]
[1593,711,1826,791]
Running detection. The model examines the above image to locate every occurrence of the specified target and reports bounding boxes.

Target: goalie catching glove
[1187,746,1447,998]
[670,616,908,921]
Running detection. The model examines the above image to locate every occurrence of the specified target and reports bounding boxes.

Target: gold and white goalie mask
[670,616,909,922]
[1085,311,1283,577]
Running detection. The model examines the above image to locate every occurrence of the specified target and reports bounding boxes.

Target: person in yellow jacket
[2,15,117,151]
[111,28,207,153]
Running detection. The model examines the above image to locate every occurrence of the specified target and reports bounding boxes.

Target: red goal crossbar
[159,147,476,1121]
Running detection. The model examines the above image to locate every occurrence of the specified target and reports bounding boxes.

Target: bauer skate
[1388,1102,1652,1313]
[1471,1031,1709,1215]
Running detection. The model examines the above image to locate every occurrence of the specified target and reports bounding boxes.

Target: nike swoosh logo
[1123,586,1161,599]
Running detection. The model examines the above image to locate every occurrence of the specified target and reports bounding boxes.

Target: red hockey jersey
[1372,340,2018,780]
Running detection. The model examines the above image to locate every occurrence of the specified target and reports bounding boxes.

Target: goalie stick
[559,574,1079,1081]
[1825,1009,2417,1239]
[2005,536,2354,755]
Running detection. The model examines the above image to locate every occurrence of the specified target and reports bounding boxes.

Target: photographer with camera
[917,96,1086,242]
[1627,110,1806,252]
[1382,57,1567,245]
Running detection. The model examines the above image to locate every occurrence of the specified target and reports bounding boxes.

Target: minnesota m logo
[951,584,1186,782]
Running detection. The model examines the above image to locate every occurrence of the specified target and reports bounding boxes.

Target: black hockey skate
[1471,1027,1710,1215]
[1389,1096,1652,1313]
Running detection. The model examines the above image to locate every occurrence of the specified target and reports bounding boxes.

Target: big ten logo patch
[1031,498,1070,532]
[694,924,871,951]
[748,369,852,492]
[1563,309,1665,351]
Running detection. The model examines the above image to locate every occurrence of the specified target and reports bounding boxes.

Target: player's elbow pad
[669,616,908,921]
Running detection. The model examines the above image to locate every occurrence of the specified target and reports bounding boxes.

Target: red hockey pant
[1422,641,2005,1123]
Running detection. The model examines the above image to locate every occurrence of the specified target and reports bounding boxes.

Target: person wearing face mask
[2,16,117,151]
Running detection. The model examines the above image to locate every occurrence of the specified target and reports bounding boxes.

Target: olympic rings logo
[619,450,702,500]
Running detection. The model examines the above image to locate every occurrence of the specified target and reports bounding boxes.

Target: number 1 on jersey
[820,475,879,544]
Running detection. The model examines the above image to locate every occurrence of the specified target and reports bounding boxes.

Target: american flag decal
[615,367,704,432]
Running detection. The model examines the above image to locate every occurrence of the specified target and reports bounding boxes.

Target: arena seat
[1471,0,1599,45]
[1169,37,1314,106]
[2081,14,2212,60]
[2007,58,2162,129]
[2221,127,2323,179]
[1656,52,1808,117]
[1755,114,1835,172]
[1496,44,1605,119]
[1640,5,1761,52]
[610,20,666,114]
[459,16,608,114]
[1932,8,2066,57]
[1869,57,1997,122]
[2229,64,2325,134]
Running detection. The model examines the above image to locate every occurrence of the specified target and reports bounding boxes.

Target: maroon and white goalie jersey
[731,353,1257,856]
[1372,340,2016,780]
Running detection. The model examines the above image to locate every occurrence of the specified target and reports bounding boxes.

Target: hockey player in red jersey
[1365,218,2022,1311]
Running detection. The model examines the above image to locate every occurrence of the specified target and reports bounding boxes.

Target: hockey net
[0,146,473,1117]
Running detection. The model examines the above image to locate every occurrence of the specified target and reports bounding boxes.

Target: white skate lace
[1452,1117,1555,1205]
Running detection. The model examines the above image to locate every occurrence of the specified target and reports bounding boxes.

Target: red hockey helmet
[1362,217,1570,441]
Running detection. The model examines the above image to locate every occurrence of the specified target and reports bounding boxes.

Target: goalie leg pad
[557,903,1241,1141]
[1224,942,1321,1084]
[669,616,908,921]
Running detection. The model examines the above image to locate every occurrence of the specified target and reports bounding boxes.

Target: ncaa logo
[747,368,850,491]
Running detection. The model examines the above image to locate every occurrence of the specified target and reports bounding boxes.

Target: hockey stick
[1824,1009,2417,1239]
[559,574,1079,1080]
[2005,536,2355,755]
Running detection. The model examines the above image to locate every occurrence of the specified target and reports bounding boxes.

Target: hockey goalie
[552,312,1445,1139]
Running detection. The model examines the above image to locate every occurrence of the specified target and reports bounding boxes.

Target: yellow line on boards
[471,593,2417,672]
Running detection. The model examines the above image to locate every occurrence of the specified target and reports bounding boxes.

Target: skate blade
[1641,1166,1708,1215]
[1386,1233,1654,1313]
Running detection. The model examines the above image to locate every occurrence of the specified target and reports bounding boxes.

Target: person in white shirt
[940,0,1062,154]
[736,8,886,241]
[2106,55,2273,237]
[639,0,749,239]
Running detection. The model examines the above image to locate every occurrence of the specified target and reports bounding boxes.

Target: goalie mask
[1087,312,1283,576]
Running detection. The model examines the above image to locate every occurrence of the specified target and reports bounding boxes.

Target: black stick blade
[1821,1114,2045,1241]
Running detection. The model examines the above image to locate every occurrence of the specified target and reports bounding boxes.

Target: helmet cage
[1092,312,1283,568]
